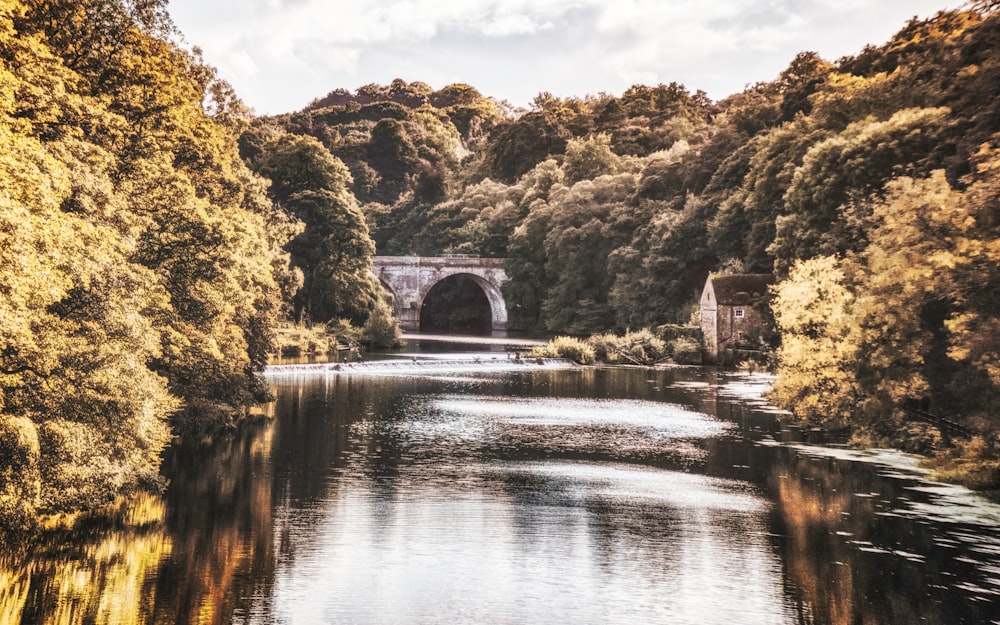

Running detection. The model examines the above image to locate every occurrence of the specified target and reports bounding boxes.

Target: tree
[772,158,1000,452]
[254,134,380,324]
[479,110,572,183]
[770,256,862,430]
[776,51,833,121]
[536,173,642,333]
[562,134,620,184]
[771,107,953,271]
[366,118,420,203]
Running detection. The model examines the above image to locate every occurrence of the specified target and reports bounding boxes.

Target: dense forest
[2,0,1000,535]
[0,0,389,534]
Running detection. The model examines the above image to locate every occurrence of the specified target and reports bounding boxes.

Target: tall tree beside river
[252,133,382,326]
[0,0,288,532]
[771,151,1000,478]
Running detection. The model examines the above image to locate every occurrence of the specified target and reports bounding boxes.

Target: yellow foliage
[1,0,288,529]
[771,256,864,428]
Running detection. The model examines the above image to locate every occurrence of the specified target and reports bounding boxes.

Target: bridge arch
[372,256,508,332]
[418,272,506,334]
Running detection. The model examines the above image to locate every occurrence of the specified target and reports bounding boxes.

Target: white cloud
[481,13,553,37]
[222,46,261,77]
[166,0,954,114]
[292,40,362,73]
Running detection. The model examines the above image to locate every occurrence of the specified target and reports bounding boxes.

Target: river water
[3,344,1000,625]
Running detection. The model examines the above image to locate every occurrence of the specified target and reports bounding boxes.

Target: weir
[263,357,573,377]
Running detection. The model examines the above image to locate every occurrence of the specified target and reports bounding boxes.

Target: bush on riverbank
[273,323,339,358]
[530,336,596,364]
[532,329,673,366]
[589,329,667,365]
[927,437,1000,491]
[359,298,403,348]
[668,336,703,365]
[273,305,403,359]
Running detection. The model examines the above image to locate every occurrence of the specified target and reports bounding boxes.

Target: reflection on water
[766,443,1000,625]
[2,362,1000,624]
[0,417,276,625]
[0,495,168,625]
[265,464,786,625]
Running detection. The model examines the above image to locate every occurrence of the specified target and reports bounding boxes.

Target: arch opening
[419,274,493,335]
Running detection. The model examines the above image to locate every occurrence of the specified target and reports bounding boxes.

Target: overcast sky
[166,0,955,115]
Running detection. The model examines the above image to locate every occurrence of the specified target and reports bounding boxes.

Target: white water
[263,356,575,377]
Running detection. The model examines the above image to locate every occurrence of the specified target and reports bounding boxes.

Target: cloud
[167,0,951,114]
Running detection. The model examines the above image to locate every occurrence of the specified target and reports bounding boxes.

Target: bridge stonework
[372,256,509,331]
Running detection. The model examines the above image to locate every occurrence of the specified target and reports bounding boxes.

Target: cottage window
[734,307,745,319]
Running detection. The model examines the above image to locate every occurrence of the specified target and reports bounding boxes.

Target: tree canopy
[0,0,290,531]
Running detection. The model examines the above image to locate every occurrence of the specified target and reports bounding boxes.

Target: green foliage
[769,256,863,430]
[534,329,670,366]
[255,134,354,202]
[587,329,667,365]
[360,297,403,348]
[0,0,289,528]
[266,80,479,209]
[771,107,953,271]
[928,436,1000,490]
[479,110,572,183]
[272,323,337,358]
[562,134,620,184]
[608,194,716,328]
[668,337,703,365]
[253,134,382,325]
[0,415,40,532]
[530,336,596,365]
[771,152,1000,479]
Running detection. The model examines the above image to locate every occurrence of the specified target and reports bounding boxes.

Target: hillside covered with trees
[253,4,1000,483]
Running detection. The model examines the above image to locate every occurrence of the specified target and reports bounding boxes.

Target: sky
[166,0,956,116]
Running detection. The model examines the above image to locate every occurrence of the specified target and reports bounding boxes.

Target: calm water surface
[3,346,1000,625]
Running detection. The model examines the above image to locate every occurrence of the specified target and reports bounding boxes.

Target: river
[2,341,1000,624]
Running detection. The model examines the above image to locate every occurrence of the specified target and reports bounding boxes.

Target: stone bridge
[372,256,508,331]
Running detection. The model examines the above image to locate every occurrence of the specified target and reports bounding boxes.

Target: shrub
[360,298,403,348]
[668,337,702,365]
[928,436,1000,490]
[327,319,362,346]
[531,336,596,364]
[273,323,336,357]
[618,329,667,365]
[588,333,626,363]
[587,329,667,365]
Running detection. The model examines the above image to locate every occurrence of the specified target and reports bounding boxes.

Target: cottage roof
[709,274,775,305]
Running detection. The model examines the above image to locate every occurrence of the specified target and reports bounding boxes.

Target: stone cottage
[700,274,775,364]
